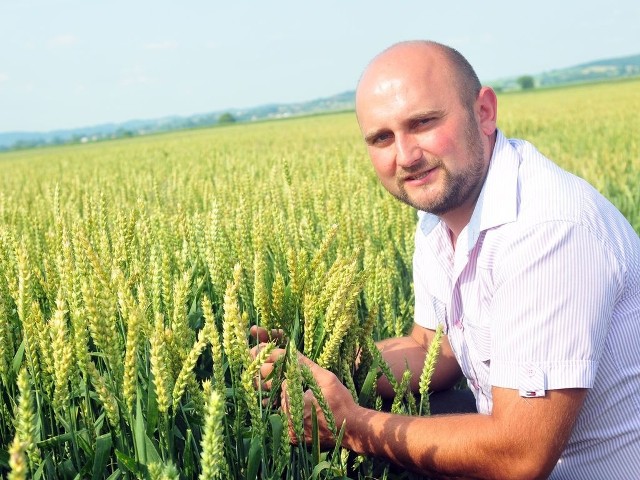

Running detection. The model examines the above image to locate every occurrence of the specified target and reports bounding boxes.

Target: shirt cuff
[490,360,599,391]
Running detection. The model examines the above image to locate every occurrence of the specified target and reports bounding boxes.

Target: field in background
[0,78,638,479]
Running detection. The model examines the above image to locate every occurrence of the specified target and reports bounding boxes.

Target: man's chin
[395,193,438,213]
[391,187,431,210]
[402,196,457,217]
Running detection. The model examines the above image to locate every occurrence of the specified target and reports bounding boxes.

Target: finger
[259,362,274,382]
[303,388,316,403]
[249,325,268,343]
[249,325,269,343]
[249,325,285,344]
[268,328,285,341]
[250,341,275,360]
[252,369,271,391]
[255,367,275,393]
[249,343,261,360]
[263,347,287,364]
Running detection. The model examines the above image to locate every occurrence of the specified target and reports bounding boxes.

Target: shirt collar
[418,129,520,251]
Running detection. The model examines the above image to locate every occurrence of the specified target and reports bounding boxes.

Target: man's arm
[297,354,586,480]
[375,323,463,398]
[250,323,462,398]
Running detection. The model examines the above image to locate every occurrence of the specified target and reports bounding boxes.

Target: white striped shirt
[413,130,640,479]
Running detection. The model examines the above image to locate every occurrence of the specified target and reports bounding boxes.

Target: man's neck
[448,227,458,250]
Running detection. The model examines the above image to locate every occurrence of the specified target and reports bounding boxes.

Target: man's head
[355,41,497,233]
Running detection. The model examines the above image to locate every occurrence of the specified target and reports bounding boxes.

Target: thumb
[295,353,334,386]
[295,352,320,370]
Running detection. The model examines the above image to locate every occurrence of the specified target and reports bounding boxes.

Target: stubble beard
[393,119,487,215]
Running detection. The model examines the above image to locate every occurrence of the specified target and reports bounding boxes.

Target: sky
[1,0,639,133]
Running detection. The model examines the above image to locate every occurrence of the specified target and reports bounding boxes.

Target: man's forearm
[343,406,522,479]
[339,388,584,480]
[376,332,462,398]
[375,336,427,398]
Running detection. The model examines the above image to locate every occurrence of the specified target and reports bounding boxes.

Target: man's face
[356,52,490,222]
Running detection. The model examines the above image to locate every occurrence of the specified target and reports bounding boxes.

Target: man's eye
[374,133,391,144]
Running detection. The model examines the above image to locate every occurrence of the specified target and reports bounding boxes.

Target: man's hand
[250,336,358,449]
[282,353,357,448]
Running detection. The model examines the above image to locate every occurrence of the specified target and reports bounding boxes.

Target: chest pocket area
[463,263,494,363]
[463,311,491,363]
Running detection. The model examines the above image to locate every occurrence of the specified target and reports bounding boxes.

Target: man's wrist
[340,404,368,454]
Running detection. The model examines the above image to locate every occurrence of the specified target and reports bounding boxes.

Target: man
[255,40,640,479]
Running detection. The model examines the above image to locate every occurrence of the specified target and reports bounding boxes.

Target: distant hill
[0,91,356,151]
[538,53,640,86]
[489,53,640,91]
[1,53,639,151]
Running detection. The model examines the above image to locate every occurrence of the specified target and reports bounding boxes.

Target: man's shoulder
[493,135,639,267]
[503,135,615,228]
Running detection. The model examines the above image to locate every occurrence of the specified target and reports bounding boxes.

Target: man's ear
[476,87,498,136]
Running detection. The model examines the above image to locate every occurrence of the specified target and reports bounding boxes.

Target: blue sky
[1,0,638,133]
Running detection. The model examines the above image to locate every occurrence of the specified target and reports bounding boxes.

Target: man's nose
[395,134,422,167]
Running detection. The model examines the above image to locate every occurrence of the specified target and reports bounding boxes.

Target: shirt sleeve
[488,220,622,391]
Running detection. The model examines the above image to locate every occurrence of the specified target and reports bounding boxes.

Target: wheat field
[0,78,638,479]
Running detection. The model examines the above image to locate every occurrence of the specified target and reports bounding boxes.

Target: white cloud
[119,66,155,87]
[0,73,8,83]
[47,34,78,49]
[143,41,178,51]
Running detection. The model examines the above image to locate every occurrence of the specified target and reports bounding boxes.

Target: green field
[1,79,639,479]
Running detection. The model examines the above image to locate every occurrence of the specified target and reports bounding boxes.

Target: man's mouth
[404,167,436,184]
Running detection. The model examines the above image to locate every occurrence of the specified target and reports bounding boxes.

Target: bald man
[256,41,640,479]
